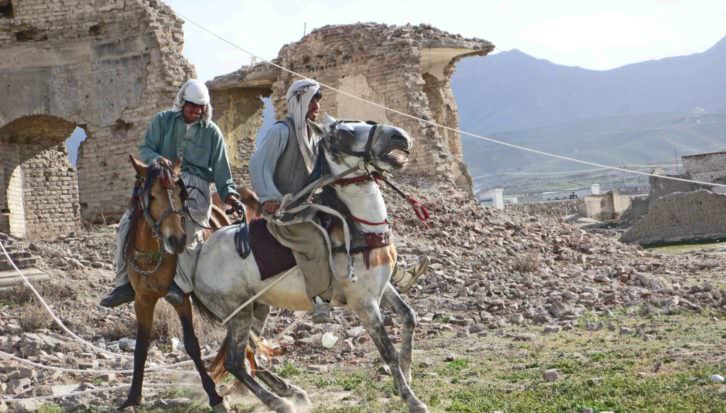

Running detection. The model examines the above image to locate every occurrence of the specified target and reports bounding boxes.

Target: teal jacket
[138,110,239,201]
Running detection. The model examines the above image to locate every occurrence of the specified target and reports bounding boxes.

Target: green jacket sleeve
[138,112,165,164]
[210,125,239,201]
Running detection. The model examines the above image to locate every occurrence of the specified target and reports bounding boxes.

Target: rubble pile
[1,176,724,411]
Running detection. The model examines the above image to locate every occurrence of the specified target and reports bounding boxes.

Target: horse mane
[122,162,164,261]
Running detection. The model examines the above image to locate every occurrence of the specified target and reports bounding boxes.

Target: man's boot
[311,296,332,324]
[99,283,135,308]
[164,281,185,306]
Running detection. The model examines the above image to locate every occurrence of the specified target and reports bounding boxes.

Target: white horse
[192,118,429,413]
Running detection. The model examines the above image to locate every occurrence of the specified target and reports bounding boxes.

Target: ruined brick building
[0,0,492,240]
[209,23,493,188]
[0,0,195,238]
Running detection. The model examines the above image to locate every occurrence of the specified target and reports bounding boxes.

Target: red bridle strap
[333,174,375,186]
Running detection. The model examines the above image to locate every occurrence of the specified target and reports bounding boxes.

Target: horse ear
[309,119,326,137]
[129,155,147,177]
[172,157,182,175]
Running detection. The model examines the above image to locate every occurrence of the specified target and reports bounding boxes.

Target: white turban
[172,79,213,121]
[286,78,321,172]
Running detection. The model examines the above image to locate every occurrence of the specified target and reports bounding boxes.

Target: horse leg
[256,367,311,407]
[382,282,417,383]
[224,308,296,413]
[353,298,428,413]
[250,302,270,339]
[173,296,226,412]
[120,296,157,409]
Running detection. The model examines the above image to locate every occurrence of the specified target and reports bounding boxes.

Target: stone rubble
[0,176,724,410]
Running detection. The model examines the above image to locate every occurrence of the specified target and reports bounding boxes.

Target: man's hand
[262,201,281,215]
[226,195,246,216]
[157,157,172,168]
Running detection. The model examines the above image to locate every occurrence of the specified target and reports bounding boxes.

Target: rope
[0,240,214,372]
[0,350,190,376]
[0,240,132,360]
[176,12,726,189]
[221,266,296,325]
[0,382,199,403]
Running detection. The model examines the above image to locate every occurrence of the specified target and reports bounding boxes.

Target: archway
[0,115,82,239]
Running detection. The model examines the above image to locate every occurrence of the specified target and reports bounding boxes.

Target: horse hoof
[272,398,296,413]
[212,399,230,413]
[409,402,429,413]
[119,398,140,410]
[292,391,312,407]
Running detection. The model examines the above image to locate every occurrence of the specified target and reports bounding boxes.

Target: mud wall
[621,190,726,245]
[209,23,493,190]
[0,0,195,237]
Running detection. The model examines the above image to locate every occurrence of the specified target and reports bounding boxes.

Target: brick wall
[0,0,195,237]
[209,23,493,192]
[682,151,726,185]
[621,190,726,245]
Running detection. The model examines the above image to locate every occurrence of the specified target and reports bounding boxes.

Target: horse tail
[189,294,258,381]
[210,336,229,382]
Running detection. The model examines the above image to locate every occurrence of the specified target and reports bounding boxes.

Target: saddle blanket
[249,219,296,280]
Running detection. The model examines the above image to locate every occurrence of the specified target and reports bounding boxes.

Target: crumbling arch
[0,115,81,239]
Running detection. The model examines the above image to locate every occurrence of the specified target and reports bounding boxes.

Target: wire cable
[176,12,726,189]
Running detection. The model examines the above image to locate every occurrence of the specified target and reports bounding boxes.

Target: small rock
[10,399,40,413]
[119,338,136,352]
[8,377,32,395]
[321,332,338,349]
[510,313,525,324]
[620,327,633,335]
[346,326,366,338]
[543,369,560,382]
[377,365,391,376]
[444,353,457,362]
[52,383,80,396]
[711,374,725,383]
[307,364,329,373]
[171,337,181,353]
[469,323,486,334]
[581,408,594,413]
[543,325,561,334]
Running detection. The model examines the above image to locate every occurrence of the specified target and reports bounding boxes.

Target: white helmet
[182,79,210,105]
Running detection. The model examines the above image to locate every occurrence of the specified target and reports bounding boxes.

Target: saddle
[245,219,296,280]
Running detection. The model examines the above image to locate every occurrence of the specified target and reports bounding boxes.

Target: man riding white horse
[101,79,254,308]
[249,79,333,323]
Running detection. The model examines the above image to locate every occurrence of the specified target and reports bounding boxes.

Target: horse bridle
[130,166,186,276]
[138,167,186,238]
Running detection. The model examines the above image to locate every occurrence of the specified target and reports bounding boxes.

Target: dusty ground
[1,176,725,412]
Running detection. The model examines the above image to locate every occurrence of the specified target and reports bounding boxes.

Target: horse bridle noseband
[139,167,185,238]
[130,166,186,276]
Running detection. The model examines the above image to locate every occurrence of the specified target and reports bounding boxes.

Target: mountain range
[452,35,726,189]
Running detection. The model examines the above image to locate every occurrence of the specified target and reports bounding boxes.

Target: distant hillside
[462,111,726,186]
[452,35,726,134]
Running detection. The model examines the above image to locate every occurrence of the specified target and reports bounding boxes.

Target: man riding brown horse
[101,79,256,308]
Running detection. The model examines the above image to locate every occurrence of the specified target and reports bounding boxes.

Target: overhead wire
[176,11,726,189]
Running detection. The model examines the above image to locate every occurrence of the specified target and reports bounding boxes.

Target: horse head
[130,155,187,254]
[317,115,412,176]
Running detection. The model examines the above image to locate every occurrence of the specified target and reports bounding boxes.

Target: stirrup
[99,284,135,308]
[164,282,185,306]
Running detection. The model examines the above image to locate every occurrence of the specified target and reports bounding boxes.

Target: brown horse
[120,156,227,412]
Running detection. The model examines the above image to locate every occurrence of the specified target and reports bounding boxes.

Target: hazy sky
[164,0,726,82]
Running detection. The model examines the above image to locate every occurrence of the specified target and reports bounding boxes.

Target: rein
[128,166,185,276]
[333,168,429,228]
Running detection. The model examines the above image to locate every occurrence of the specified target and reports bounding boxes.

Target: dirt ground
[1,176,725,412]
